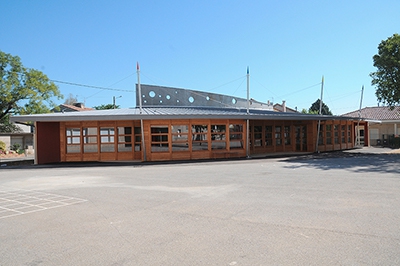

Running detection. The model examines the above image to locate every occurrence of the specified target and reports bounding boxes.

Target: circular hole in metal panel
[206,96,210,101]
[232,98,237,104]
[149,91,155,98]
[166,95,171,100]
[188,96,194,103]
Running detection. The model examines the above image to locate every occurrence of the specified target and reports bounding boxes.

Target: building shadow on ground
[281,151,400,175]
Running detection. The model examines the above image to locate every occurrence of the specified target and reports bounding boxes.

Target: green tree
[0,50,62,124]
[93,104,118,110]
[0,115,21,133]
[308,99,332,115]
[370,33,400,107]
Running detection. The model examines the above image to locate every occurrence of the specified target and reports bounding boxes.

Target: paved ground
[1,149,400,265]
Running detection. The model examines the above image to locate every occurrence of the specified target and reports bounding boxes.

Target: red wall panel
[37,122,61,164]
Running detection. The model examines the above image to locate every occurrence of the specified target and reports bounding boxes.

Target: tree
[370,33,400,107]
[308,99,332,115]
[93,104,118,110]
[0,50,62,124]
[64,93,78,105]
[0,114,21,133]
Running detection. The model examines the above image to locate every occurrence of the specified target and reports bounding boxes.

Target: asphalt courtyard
[1,149,400,265]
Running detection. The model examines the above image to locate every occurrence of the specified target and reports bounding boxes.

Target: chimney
[73,102,84,108]
[282,100,286,112]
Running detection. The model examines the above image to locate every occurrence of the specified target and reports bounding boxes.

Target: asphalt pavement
[0,149,400,265]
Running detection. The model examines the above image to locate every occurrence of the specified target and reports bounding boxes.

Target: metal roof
[10,107,358,123]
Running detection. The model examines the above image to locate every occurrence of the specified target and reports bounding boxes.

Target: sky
[1,0,399,115]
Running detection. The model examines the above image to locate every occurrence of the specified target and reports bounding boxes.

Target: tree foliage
[0,50,62,121]
[370,33,400,107]
[308,99,332,115]
[93,104,118,110]
[0,114,21,133]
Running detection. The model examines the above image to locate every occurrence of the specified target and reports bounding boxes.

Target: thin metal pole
[315,76,324,152]
[137,62,146,161]
[356,85,364,146]
[246,67,250,158]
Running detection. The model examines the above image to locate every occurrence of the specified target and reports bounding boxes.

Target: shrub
[0,141,6,151]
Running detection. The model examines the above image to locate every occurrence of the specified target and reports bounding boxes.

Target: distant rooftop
[342,106,400,121]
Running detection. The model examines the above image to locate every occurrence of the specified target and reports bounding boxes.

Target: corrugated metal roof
[10,107,358,122]
[342,106,400,121]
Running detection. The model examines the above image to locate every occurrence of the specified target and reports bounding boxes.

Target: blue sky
[1,0,399,114]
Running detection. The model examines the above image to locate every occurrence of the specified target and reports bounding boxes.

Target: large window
[192,125,208,151]
[317,124,324,145]
[134,127,141,151]
[66,128,81,153]
[229,124,243,149]
[83,127,98,153]
[171,125,189,151]
[118,127,132,152]
[347,125,352,143]
[284,126,291,145]
[334,124,339,144]
[326,125,332,144]
[151,126,169,152]
[100,127,115,152]
[265,126,272,146]
[341,125,346,143]
[253,126,262,147]
[211,124,226,150]
[275,126,282,145]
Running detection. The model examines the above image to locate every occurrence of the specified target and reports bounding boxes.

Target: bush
[0,141,6,151]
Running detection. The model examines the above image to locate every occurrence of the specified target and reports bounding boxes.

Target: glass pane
[100,128,114,135]
[172,134,188,141]
[135,143,141,151]
[118,127,132,135]
[101,144,114,152]
[84,136,97,144]
[118,136,132,143]
[230,140,243,149]
[67,145,80,153]
[212,141,226,150]
[171,125,189,134]
[229,124,243,133]
[192,125,208,133]
[230,133,242,140]
[192,142,208,151]
[83,127,97,136]
[151,126,168,134]
[118,144,132,152]
[212,125,226,132]
[134,127,141,134]
[72,137,80,144]
[84,144,98,153]
[172,142,189,151]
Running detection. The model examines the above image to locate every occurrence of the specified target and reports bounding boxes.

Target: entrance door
[295,125,307,151]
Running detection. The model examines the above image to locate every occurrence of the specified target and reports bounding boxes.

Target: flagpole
[315,75,324,152]
[137,62,146,161]
[356,85,364,146]
[246,66,250,158]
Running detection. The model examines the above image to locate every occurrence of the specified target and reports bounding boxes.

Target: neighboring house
[0,123,34,154]
[273,100,298,113]
[55,103,94,112]
[11,84,358,165]
[342,106,400,146]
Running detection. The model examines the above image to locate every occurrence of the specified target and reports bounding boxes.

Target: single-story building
[342,106,400,147]
[11,84,359,164]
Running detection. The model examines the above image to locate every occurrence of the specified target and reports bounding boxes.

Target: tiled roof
[342,106,400,121]
[59,104,94,112]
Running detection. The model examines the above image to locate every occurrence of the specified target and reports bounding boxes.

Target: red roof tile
[342,106,400,120]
